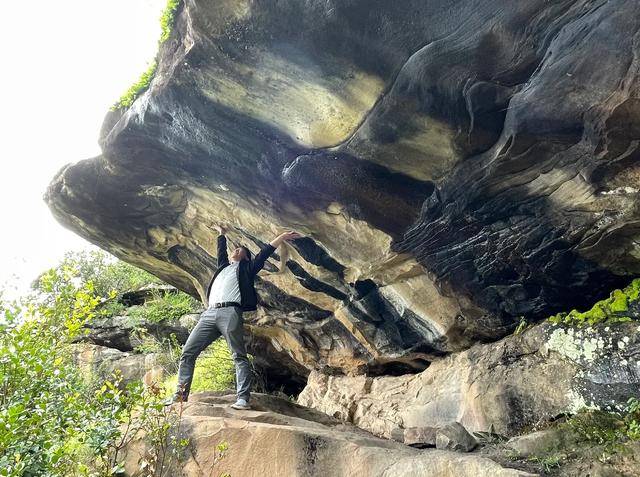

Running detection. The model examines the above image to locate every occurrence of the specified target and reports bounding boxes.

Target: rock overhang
[46,0,640,378]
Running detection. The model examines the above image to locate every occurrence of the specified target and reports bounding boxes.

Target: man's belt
[211,301,241,309]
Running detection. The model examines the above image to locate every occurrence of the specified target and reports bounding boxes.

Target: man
[168,225,301,410]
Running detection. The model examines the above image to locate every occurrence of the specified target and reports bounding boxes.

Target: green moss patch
[549,278,640,327]
[564,398,640,452]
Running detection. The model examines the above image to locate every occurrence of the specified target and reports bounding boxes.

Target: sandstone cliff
[45,1,640,474]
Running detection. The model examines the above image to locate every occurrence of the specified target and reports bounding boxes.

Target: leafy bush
[96,298,128,319]
[0,270,105,476]
[33,249,199,323]
[0,253,192,476]
[34,250,161,301]
[549,278,640,326]
[163,338,236,394]
[0,307,88,476]
[85,375,189,476]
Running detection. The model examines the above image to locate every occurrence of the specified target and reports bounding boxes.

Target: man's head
[230,245,252,262]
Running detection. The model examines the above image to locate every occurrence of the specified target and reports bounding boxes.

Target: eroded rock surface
[47,0,640,377]
[122,392,536,477]
[298,322,640,438]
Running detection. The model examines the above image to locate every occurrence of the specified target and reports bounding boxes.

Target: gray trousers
[175,306,252,401]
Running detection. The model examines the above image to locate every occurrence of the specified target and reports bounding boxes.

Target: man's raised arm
[213,224,229,268]
[251,230,302,275]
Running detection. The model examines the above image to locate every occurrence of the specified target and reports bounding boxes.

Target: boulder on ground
[403,426,439,447]
[505,428,572,458]
[72,343,163,384]
[435,422,477,452]
[76,315,190,352]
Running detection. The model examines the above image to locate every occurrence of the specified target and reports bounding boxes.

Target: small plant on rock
[112,0,182,110]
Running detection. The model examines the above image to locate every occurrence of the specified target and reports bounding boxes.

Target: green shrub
[1,255,190,476]
[96,298,128,319]
[164,338,236,395]
[549,278,640,326]
[0,275,103,476]
[128,290,199,324]
[33,249,192,322]
[34,250,161,302]
[85,374,189,476]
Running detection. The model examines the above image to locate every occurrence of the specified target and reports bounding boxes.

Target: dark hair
[240,246,252,261]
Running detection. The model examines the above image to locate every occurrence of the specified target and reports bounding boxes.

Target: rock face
[76,315,190,352]
[46,1,640,376]
[122,392,536,477]
[72,343,164,384]
[298,321,640,438]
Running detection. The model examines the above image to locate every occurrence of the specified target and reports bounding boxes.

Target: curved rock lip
[46,0,640,376]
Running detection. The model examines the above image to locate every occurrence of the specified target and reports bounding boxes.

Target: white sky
[0,0,166,297]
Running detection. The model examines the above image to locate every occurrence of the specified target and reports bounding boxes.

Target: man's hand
[212,223,227,235]
[270,230,302,248]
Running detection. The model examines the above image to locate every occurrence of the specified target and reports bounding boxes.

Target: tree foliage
[0,251,191,476]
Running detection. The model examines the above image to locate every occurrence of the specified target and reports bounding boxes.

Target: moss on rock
[549,278,640,327]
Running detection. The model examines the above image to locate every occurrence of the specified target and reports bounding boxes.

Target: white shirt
[208,262,241,305]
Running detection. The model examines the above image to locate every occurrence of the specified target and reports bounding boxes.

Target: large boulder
[298,321,640,438]
[46,0,640,377]
[121,392,535,477]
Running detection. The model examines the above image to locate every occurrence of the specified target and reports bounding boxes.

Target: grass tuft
[112,60,157,110]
